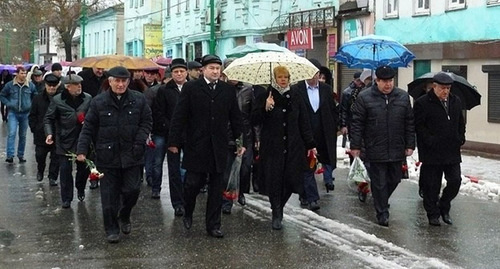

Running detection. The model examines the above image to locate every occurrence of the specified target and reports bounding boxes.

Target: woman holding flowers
[251,66,316,230]
[44,74,92,208]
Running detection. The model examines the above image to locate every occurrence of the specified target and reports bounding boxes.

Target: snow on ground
[245,195,457,269]
[335,136,500,203]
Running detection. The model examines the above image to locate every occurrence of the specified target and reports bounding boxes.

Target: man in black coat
[293,59,339,211]
[44,74,92,208]
[76,66,152,243]
[78,67,107,97]
[350,66,415,227]
[29,74,60,186]
[414,72,465,226]
[168,54,246,238]
[151,58,188,214]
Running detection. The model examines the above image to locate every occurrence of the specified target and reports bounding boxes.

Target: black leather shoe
[62,201,71,208]
[429,218,441,226]
[358,191,367,203]
[325,183,335,193]
[174,206,185,217]
[106,234,120,243]
[222,206,232,215]
[272,218,282,230]
[237,194,246,206]
[89,180,99,189]
[151,191,161,199]
[377,217,389,227]
[5,157,13,163]
[18,157,26,163]
[49,178,58,186]
[208,229,224,238]
[441,213,453,225]
[77,191,85,202]
[183,216,192,229]
[120,221,131,234]
[308,201,320,211]
[37,172,43,182]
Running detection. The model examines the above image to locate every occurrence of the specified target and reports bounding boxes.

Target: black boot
[272,207,282,230]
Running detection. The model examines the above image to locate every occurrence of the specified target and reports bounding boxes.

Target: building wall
[85,6,124,57]
[124,0,163,57]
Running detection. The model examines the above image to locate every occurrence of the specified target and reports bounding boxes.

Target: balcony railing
[269,6,335,33]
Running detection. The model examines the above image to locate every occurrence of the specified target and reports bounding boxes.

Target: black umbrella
[408,72,481,110]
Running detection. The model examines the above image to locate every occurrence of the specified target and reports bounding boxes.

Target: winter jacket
[350,84,415,162]
[78,68,107,97]
[29,90,55,146]
[0,77,37,113]
[44,90,92,155]
[227,82,253,148]
[340,82,362,129]
[414,90,465,164]
[77,89,152,169]
[152,79,183,138]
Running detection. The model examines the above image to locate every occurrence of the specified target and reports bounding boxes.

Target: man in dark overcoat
[292,59,339,211]
[350,66,415,227]
[168,54,246,238]
[76,66,152,243]
[29,74,60,186]
[44,74,92,208]
[414,72,465,226]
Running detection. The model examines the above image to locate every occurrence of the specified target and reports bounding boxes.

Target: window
[177,0,181,13]
[384,0,398,18]
[186,0,190,11]
[195,0,200,9]
[129,0,133,8]
[140,0,144,7]
[487,0,500,5]
[134,0,138,8]
[166,0,171,16]
[447,0,466,10]
[414,0,430,15]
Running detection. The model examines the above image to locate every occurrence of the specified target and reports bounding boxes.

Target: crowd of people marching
[0,54,465,243]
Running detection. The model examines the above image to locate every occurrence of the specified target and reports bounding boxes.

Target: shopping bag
[347,157,370,193]
[223,155,242,201]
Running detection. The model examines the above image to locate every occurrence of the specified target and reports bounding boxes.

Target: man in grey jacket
[349,66,415,227]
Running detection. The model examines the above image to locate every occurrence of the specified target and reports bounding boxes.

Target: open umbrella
[71,55,160,70]
[223,51,318,85]
[333,34,415,69]
[226,42,292,58]
[408,72,481,110]
[0,64,16,74]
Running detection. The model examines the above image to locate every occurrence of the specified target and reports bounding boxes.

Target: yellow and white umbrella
[223,51,319,85]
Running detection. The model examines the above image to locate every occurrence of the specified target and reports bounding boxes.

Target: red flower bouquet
[77,112,85,125]
[66,152,104,181]
[146,134,156,149]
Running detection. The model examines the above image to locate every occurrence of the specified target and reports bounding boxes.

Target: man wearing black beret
[414,72,465,226]
[349,65,415,227]
[77,66,152,243]
[167,54,246,238]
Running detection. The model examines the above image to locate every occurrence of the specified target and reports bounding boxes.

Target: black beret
[51,63,63,71]
[32,69,43,76]
[308,58,322,70]
[170,58,187,71]
[108,66,131,78]
[44,74,60,85]
[353,71,362,79]
[187,61,202,69]
[375,66,395,80]
[201,54,222,66]
[433,72,454,85]
[62,74,83,84]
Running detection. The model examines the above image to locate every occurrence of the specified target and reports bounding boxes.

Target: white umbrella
[223,51,319,85]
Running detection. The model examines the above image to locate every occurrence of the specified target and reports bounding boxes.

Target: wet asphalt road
[0,124,499,268]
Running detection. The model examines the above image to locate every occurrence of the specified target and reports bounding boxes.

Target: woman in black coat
[251,66,315,230]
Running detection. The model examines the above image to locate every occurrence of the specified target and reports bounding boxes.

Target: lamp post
[209,0,216,54]
[80,0,88,58]
[0,28,17,63]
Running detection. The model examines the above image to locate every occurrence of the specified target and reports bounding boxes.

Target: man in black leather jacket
[349,66,415,227]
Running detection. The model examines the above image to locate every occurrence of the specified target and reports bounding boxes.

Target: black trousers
[167,150,184,209]
[366,161,402,220]
[59,155,89,203]
[35,145,59,180]
[420,163,461,219]
[184,171,223,232]
[99,165,142,236]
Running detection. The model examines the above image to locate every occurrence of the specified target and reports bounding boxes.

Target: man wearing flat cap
[187,61,202,81]
[151,58,189,212]
[350,65,415,227]
[77,66,152,243]
[29,74,60,186]
[414,71,465,227]
[44,73,92,209]
[168,54,246,238]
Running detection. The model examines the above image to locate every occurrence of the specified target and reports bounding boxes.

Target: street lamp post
[0,28,17,63]
[80,0,88,58]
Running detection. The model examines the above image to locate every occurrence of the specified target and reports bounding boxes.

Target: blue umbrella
[333,35,415,69]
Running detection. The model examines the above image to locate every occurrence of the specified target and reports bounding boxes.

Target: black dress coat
[76,89,152,169]
[293,81,338,167]
[152,79,181,138]
[78,68,108,97]
[44,90,92,155]
[251,86,315,195]
[168,77,244,174]
[414,90,465,164]
[29,90,54,146]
